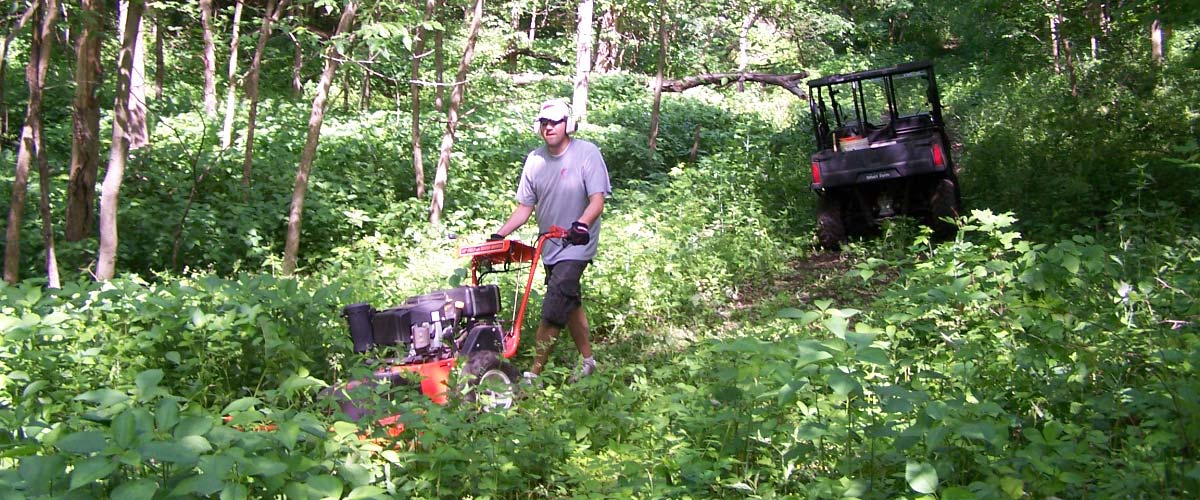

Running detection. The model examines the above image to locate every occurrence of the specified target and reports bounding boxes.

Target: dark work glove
[566,222,591,245]
[489,233,505,241]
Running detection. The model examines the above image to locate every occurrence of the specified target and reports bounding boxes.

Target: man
[491,98,611,380]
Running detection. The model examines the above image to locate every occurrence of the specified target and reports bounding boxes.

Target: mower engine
[343,284,502,363]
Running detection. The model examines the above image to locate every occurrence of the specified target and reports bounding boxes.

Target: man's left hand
[566,221,591,245]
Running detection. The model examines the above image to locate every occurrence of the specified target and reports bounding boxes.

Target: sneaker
[520,371,539,386]
[571,358,597,383]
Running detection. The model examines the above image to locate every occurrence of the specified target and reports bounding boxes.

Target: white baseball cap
[535,99,570,121]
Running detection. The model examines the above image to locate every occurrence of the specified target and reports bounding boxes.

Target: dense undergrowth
[3,15,1200,499]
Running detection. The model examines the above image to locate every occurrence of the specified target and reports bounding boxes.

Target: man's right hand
[489,233,505,241]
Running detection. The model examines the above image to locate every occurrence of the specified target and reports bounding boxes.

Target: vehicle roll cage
[808,60,945,151]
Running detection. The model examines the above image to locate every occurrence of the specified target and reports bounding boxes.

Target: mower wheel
[462,350,520,410]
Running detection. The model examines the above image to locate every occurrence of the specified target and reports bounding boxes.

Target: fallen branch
[662,71,809,99]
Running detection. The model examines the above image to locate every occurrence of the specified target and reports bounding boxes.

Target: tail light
[811,161,822,184]
[931,143,945,168]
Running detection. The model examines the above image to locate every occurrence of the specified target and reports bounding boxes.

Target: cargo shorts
[541,260,590,328]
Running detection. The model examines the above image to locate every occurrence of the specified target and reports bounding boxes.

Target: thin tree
[648,0,667,151]
[96,0,145,281]
[428,0,483,225]
[410,0,441,199]
[242,0,288,191]
[572,0,594,122]
[220,0,244,149]
[152,3,162,98]
[66,0,103,242]
[3,0,58,285]
[290,0,304,96]
[32,0,59,287]
[127,0,149,149]
[281,0,358,275]
[0,6,37,137]
[200,0,217,116]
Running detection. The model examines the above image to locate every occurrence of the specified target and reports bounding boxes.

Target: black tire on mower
[928,178,961,239]
[461,350,520,410]
[817,195,845,250]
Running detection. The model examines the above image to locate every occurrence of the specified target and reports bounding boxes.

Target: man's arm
[495,204,534,237]
[576,193,606,226]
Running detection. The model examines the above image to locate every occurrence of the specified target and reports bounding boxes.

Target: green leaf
[306,475,343,498]
[853,347,890,366]
[69,456,118,490]
[175,416,215,438]
[111,479,159,499]
[165,351,182,364]
[112,411,137,449]
[777,308,821,325]
[75,389,128,408]
[56,431,108,454]
[179,435,213,455]
[823,315,849,339]
[339,462,372,486]
[221,397,262,415]
[140,441,200,465]
[346,485,389,499]
[135,369,165,401]
[221,482,249,500]
[247,458,288,477]
[156,399,180,432]
[21,380,49,400]
[795,340,834,367]
[941,486,978,500]
[906,461,938,494]
[275,421,301,451]
[827,372,861,398]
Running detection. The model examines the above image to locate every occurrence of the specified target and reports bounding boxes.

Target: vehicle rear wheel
[461,350,519,410]
[927,178,961,239]
[816,195,845,250]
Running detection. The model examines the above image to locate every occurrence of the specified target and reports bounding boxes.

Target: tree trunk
[527,0,537,42]
[220,0,244,149]
[434,27,444,111]
[242,0,286,191]
[66,0,103,242]
[127,0,149,150]
[0,7,36,137]
[1150,18,1164,64]
[593,3,618,73]
[153,5,162,99]
[1050,12,1061,73]
[428,0,483,225]
[572,0,593,123]
[3,0,56,284]
[33,0,59,288]
[647,0,666,152]
[410,0,440,199]
[200,0,217,116]
[281,0,357,276]
[96,0,145,281]
[359,52,370,111]
[737,8,758,92]
[290,1,303,96]
[661,71,809,99]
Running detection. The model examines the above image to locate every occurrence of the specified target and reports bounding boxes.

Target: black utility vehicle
[807,60,961,249]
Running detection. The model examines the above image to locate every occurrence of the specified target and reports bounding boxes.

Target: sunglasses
[538,118,566,127]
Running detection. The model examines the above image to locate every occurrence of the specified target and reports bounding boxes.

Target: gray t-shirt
[516,138,612,265]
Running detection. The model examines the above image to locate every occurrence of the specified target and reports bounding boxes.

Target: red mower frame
[337,226,567,418]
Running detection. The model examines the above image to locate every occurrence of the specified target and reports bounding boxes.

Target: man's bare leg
[529,322,561,375]
[565,306,593,359]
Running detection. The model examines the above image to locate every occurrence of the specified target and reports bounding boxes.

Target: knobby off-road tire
[928,178,961,240]
[461,350,519,411]
[816,195,846,251]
